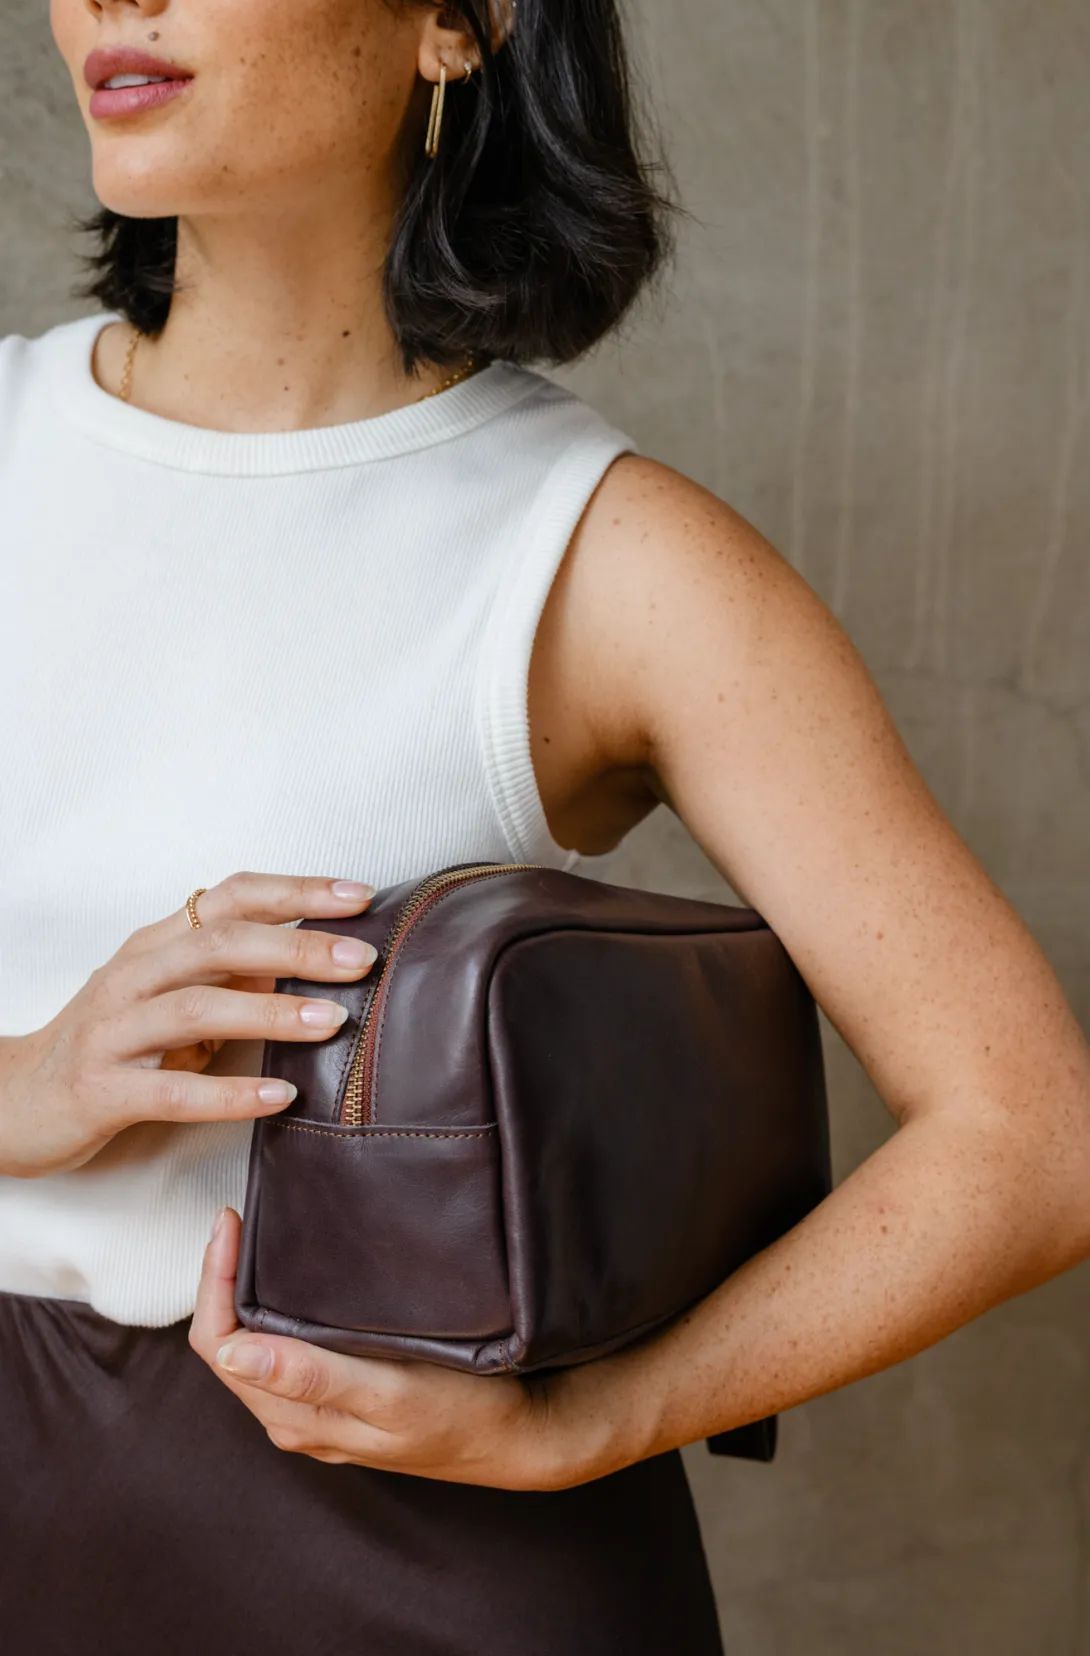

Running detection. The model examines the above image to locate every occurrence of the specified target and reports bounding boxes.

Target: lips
[84,47,194,120]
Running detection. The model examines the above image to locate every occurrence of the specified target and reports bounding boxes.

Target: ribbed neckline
[45,312,543,477]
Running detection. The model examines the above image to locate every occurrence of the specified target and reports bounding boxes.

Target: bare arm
[533,455,1090,1466]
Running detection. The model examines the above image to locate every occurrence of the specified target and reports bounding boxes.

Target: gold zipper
[340,863,543,1128]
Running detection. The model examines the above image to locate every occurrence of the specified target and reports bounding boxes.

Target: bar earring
[425,61,448,159]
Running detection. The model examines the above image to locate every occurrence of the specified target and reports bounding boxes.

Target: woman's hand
[0,872,378,1179]
[190,1208,653,1493]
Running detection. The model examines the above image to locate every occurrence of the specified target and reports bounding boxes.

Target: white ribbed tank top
[0,314,632,1326]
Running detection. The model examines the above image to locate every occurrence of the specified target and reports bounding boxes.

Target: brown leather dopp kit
[237,864,832,1463]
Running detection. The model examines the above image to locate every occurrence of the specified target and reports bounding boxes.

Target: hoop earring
[425,61,448,160]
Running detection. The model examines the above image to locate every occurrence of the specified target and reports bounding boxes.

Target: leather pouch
[236,864,832,1461]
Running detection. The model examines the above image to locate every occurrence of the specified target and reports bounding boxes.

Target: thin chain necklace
[118,327,480,408]
[419,356,482,401]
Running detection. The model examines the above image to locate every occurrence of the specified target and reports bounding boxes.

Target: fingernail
[331,881,375,902]
[331,939,377,969]
[258,1081,298,1105]
[217,1342,272,1382]
[300,1000,349,1029]
[212,1206,229,1241]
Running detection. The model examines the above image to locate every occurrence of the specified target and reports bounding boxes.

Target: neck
[119,197,446,433]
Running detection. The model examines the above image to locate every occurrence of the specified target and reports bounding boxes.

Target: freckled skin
[51,0,421,222]
[49,0,483,430]
[515,449,1090,1471]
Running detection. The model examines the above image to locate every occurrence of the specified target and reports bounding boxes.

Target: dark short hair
[77,0,673,370]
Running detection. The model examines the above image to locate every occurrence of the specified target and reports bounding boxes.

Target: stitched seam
[534,1307,680,1367]
[268,1120,496,1140]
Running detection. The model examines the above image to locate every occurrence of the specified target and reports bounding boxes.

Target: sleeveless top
[0,313,633,1326]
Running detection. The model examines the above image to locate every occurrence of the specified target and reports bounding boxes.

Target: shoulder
[0,330,33,410]
[529,451,870,855]
[0,313,105,382]
[541,454,842,761]
[0,314,109,448]
[483,365,636,473]
[531,442,925,866]
[0,330,39,463]
[573,453,804,616]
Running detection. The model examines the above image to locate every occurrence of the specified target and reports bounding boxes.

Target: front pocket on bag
[251,1120,512,1340]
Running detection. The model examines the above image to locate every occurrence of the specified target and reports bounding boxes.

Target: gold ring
[185,888,208,930]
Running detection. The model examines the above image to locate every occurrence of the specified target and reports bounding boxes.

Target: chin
[92,154,175,218]
[91,160,212,221]
[94,192,180,219]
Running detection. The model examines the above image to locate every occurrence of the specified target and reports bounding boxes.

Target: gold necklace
[417,356,480,400]
[119,328,480,407]
[119,325,141,404]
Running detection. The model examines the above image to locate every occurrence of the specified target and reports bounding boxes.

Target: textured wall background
[3,2,1089,1651]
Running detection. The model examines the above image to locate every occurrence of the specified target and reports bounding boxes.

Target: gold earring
[464,60,474,83]
[425,61,448,159]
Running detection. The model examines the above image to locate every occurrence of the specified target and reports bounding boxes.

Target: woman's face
[51,0,429,220]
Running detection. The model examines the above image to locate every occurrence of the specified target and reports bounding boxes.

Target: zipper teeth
[340,864,542,1128]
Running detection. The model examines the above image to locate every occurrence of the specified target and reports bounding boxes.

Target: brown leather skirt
[0,1290,723,1655]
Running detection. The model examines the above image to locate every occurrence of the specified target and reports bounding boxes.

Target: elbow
[917,1087,1090,1283]
[1003,1101,1090,1278]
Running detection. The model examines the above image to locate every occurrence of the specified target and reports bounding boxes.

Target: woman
[1,0,1087,1650]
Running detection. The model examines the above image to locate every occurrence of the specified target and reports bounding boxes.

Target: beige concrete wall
[3,2,1089,1649]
